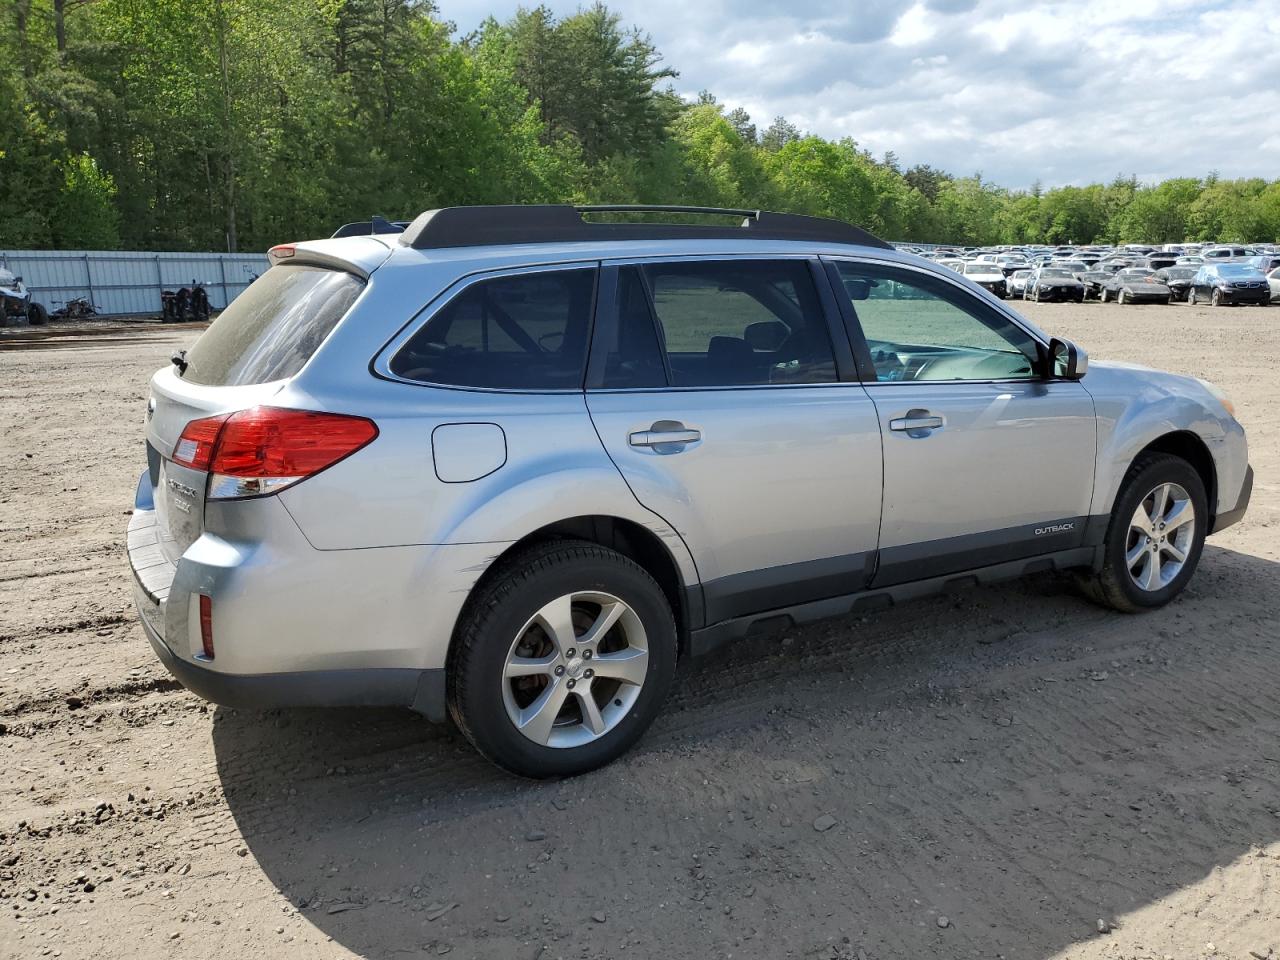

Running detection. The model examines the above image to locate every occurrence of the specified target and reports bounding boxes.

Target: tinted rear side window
[390,268,596,390]
[182,266,363,386]
[641,260,836,387]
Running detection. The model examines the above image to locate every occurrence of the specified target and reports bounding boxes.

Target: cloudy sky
[434,0,1280,189]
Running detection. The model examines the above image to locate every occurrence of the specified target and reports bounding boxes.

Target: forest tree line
[3,0,1279,252]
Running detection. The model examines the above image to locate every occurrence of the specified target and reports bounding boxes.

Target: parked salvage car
[1079,262,1127,300]
[1189,263,1272,307]
[962,260,1008,298]
[1099,268,1173,305]
[1270,266,1280,303]
[1026,266,1085,302]
[1202,245,1254,261]
[127,204,1252,778]
[1155,267,1198,302]
[1007,269,1033,298]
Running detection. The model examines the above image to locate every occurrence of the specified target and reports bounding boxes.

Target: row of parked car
[895,241,1280,307]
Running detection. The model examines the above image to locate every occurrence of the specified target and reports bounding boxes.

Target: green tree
[51,152,120,248]
[760,116,801,153]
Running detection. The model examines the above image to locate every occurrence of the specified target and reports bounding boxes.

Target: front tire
[1211,288,1222,307]
[1077,453,1207,613]
[1118,289,1128,305]
[27,302,48,326]
[448,540,678,778]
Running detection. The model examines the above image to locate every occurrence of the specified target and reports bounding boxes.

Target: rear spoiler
[268,237,395,279]
[331,215,411,239]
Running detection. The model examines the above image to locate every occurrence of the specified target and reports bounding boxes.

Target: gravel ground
[2,301,1278,960]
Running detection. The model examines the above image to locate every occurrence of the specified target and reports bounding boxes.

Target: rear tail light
[171,407,378,500]
[198,594,214,659]
[173,414,230,470]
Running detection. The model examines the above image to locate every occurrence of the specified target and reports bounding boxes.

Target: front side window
[622,259,837,387]
[390,268,596,390]
[834,261,1038,383]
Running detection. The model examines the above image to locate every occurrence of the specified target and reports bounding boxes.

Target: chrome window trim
[372,260,601,394]
[599,252,817,266]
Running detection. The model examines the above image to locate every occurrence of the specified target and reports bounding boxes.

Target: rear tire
[1211,289,1222,307]
[448,540,677,778]
[1076,453,1207,613]
[1100,287,1109,303]
[1188,288,1197,305]
[1118,289,1128,305]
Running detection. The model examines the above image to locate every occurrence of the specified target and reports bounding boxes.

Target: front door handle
[889,410,945,433]
[629,423,701,449]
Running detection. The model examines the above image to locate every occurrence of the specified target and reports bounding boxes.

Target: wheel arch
[1126,431,1217,520]
[455,515,700,657]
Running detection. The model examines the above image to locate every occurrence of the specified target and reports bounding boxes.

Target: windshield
[1161,268,1197,279]
[1218,264,1263,278]
[964,263,999,275]
[1040,269,1074,278]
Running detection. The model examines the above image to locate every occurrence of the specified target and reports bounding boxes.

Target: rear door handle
[889,412,945,432]
[629,424,701,448]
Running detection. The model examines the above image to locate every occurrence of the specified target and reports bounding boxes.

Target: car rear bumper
[138,601,446,717]
[126,472,502,720]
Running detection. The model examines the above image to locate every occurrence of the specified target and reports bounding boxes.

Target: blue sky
[433,0,1280,189]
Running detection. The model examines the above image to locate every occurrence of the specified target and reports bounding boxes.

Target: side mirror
[844,278,873,301]
[1048,337,1088,380]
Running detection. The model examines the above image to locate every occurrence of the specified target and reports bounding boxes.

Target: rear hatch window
[181,265,364,386]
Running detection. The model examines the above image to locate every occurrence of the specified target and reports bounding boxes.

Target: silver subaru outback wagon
[128,205,1252,777]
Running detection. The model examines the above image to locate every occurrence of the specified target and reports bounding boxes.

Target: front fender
[1083,363,1248,520]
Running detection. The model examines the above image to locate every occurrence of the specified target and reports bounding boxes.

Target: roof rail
[397,204,891,251]
[331,215,411,239]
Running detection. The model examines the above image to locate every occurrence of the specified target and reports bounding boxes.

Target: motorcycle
[50,296,98,320]
[0,269,48,326]
[161,280,212,322]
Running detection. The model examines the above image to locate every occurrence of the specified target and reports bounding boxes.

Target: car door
[825,257,1097,586]
[585,257,883,626]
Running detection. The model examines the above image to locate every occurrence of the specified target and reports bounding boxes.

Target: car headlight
[1198,378,1236,418]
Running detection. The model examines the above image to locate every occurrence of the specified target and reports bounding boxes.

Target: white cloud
[435,0,1280,188]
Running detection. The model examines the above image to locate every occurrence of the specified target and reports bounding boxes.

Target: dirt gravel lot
[2,301,1279,960]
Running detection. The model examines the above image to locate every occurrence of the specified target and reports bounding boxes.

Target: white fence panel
[0,250,270,316]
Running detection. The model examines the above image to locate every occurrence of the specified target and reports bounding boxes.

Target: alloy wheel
[501,592,649,749]
[1126,482,1196,592]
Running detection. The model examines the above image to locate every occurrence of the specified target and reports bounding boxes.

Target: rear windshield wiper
[171,350,188,376]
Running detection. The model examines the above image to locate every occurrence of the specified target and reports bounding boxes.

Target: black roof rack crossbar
[396,204,891,251]
[331,215,412,239]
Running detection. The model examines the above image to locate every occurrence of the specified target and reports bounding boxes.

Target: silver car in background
[128,204,1252,777]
